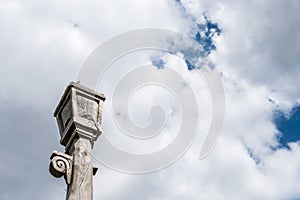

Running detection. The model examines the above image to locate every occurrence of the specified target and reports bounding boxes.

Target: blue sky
[274,105,300,149]
[151,13,222,71]
[0,0,300,199]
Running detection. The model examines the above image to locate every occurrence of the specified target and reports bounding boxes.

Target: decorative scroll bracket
[49,151,73,184]
[49,150,99,185]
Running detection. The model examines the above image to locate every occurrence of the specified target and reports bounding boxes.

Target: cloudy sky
[1,0,300,199]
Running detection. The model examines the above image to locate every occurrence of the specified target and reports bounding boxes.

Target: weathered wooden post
[49,82,105,200]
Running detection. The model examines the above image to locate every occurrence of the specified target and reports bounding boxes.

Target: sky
[0,0,300,199]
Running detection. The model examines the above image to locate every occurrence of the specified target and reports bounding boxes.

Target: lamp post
[49,82,105,200]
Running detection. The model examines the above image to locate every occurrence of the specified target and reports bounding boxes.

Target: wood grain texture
[66,138,93,200]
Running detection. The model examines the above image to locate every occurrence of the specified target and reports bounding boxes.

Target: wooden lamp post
[49,82,105,200]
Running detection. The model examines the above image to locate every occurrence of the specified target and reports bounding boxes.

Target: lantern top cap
[53,81,106,117]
